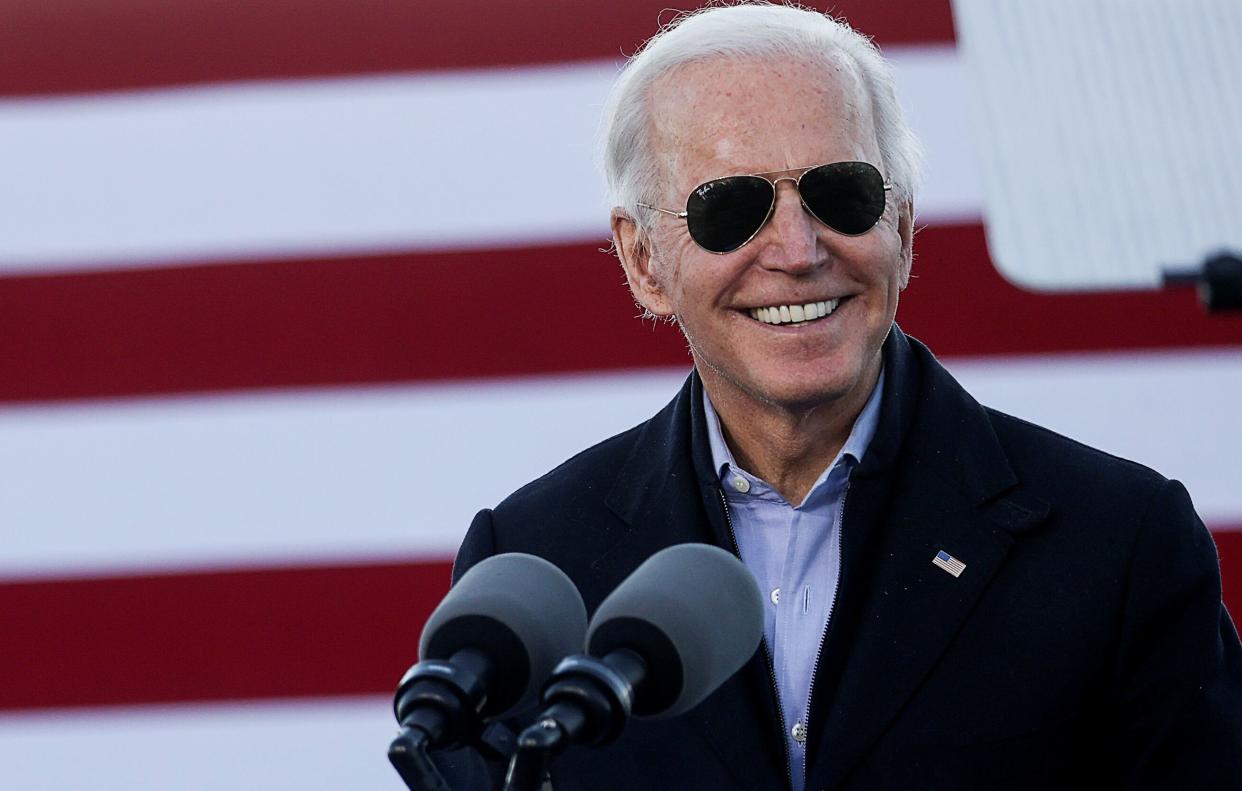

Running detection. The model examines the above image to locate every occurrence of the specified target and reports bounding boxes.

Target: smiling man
[447,4,1242,789]
[615,51,911,507]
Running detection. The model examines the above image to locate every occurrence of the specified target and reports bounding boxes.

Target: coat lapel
[594,374,790,790]
[809,333,1051,790]
[593,375,711,591]
[584,330,1054,791]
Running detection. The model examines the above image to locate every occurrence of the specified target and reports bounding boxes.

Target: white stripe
[0,46,978,274]
[0,369,688,580]
[0,697,395,791]
[2,351,1239,582]
[946,347,1242,524]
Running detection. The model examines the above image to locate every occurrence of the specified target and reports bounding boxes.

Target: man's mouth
[747,297,842,327]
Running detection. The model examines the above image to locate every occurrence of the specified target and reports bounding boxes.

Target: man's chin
[704,367,870,416]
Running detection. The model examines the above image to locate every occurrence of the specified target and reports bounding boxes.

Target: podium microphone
[389,553,587,791]
[504,543,763,791]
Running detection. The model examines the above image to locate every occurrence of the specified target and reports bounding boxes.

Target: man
[447,4,1242,789]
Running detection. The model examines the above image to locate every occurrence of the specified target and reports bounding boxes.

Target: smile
[747,297,842,327]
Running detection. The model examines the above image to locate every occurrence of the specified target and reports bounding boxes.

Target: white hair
[599,2,924,234]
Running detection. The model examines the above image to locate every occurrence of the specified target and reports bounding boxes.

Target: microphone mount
[503,650,648,791]
[389,647,493,791]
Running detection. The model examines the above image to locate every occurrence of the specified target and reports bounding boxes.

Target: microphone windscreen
[586,543,763,719]
[419,553,587,718]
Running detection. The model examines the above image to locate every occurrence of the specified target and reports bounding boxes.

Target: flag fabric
[2,2,1240,788]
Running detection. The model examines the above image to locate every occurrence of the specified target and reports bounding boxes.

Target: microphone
[389,553,587,791]
[504,544,763,790]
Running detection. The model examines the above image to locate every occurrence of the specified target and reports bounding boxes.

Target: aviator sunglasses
[639,160,892,254]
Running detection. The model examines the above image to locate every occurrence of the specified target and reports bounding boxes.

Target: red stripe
[4,224,1240,405]
[896,225,1242,357]
[3,528,1240,712]
[0,560,452,711]
[1222,529,1242,622]
[0,1,955,98]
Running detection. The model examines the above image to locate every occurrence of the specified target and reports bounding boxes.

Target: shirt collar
[702,367,886,489]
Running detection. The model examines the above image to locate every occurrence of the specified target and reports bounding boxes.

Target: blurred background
[1,1,1239,788]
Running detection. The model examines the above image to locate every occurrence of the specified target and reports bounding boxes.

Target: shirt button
[730,475,750,493]
[791,722,807,743]
[769,588,781,605]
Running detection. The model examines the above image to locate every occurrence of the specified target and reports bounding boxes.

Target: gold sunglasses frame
[638,161,893,254]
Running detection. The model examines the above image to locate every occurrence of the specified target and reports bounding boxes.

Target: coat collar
[599,326,1046,545]
[809,327,1051,789]
[597,367,789,789]
[598,325,1051,789]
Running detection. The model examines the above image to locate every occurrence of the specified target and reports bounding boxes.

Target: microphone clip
[536,651,645,746]
[390,648,510,791]
[393,648,493,750]
[504,650,647,791]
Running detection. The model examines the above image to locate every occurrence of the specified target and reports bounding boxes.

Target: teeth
[748,298,841,326]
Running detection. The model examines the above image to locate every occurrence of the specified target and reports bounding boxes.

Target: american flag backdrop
[2,2,1240,788]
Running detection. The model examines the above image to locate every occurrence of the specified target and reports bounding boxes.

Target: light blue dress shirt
[703,370,884,791]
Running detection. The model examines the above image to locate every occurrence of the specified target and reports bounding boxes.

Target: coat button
[791,722,807,743]
[730,475,750,493]
[770,588,781,605]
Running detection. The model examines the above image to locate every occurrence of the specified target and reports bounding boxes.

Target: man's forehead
[647,53,874,183]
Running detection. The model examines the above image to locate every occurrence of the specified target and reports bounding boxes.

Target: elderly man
[446,4,1242,789]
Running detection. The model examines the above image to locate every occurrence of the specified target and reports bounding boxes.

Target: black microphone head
[419,553,587,718]
[585,543,763,719]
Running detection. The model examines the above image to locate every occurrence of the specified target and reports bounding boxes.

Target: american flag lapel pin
[932,549,966,578]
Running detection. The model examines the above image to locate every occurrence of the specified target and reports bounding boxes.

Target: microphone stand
[502,716,565,791]
[503,651,647,791]
[389,648,493,791]
[389,727,451,791]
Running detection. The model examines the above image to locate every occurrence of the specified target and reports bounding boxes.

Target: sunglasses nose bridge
[769,174,801,201]
[753,178,822,269]
[768,175,802,207]
[768,175,819,230]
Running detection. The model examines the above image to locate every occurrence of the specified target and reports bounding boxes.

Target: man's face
[616,55,913,416]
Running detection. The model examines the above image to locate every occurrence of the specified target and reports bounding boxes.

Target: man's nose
[755,179,821,273]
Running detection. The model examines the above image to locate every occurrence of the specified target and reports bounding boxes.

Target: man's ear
[612,210,675,317]
[897,198,915,289]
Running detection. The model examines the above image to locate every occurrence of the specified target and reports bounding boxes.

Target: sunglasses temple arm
[636,203,688,219]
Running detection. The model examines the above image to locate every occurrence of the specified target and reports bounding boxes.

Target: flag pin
[932,549,966,578]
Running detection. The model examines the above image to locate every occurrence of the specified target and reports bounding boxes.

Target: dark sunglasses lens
[685,176,774,253]
[799,161,887,235]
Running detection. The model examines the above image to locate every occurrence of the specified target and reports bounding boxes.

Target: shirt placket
[774,505,805,764]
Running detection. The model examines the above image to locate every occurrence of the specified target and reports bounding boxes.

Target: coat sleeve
[431,507,522,790]
[453,508,500,584]
[1114,479,1242,789]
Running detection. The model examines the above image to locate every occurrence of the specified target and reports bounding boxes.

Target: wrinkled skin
[612,54,914,501]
